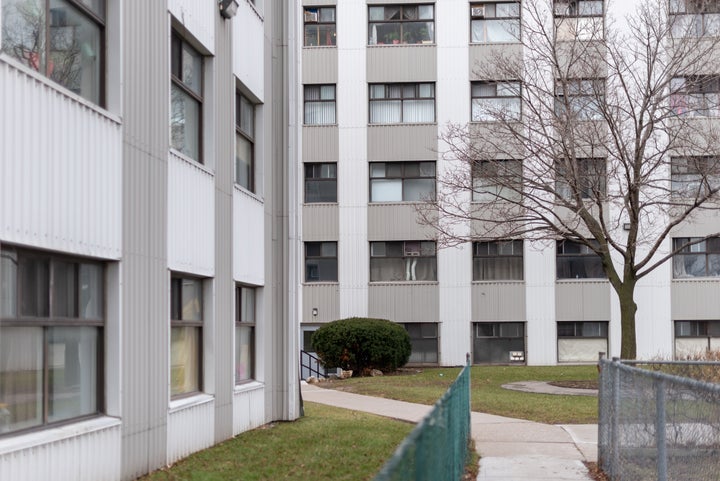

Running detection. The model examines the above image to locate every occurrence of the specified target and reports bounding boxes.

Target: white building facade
[297,0,720,367]
[0,1,300,479]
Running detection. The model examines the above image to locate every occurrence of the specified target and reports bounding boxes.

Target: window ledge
[0,416,121,455]
[556,279,609,283]
[234,380,264,394]
[368,122,437,127]
[234,183,264,204]
[303,202,338,206]
[0,55,121,125]
[168,149,215,177]
[368,43,435,48]
[469,41,521,46]
[303,123,339,128]
[471,280,525,284]
[303,282,339,286]
[169,393,214,413]
[369,281,438,286]
[303,45,337,49]
[672,277,720,282]
[369,201,425,206]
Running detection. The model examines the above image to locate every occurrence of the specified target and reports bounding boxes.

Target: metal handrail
[300,350,327,379]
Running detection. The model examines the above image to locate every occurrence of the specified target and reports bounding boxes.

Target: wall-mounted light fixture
[312,308,318,317]
[219,0,240,19]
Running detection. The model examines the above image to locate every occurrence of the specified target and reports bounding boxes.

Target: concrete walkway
[301,382,597,481]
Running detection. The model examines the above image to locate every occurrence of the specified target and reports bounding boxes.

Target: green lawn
[138,402,413,481]
[322,365,599,424]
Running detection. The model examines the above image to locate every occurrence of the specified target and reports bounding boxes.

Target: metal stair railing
[300,350,327,380]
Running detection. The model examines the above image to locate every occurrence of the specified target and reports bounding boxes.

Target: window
[369,162,435,202]
[471,81,521,121]
[672,237,720,278]
[235,286,255,383]
[304,84,336,125]
[0,246,103,435]
[674,320,720,357]
[305,163,337,203]
[670,76,720,117]
[369,83,435,124]
[556,240,605,279]
[473,322,525,363]
[555,79,604,120]
[236,92,255,191]
[304,6,336,46]
[472,159,522,202]
[1,0,105,104]
[671,156,720,196]
[556,157,606,200]
[171,32,203,162]
[470,2,520,43]
[305,242,338,282]
[670,0,720,37]
[675,320,713,337]
[557,321,608,362]
[554,0,604,40]
[370,241,437,282]
[403,323,438,364]
[368,4,434,45]
[170,276,203,397]
[473,240,523,280]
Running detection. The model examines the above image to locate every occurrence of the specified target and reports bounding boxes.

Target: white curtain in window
[0,327,43,433]
[403,99,434,122]
[370,100,402,123]
[171,326,200,396]
[371,179,402,201]
[305,102,336,124]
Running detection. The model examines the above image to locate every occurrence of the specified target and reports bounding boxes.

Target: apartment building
[298,0,720,367]
[0,1,300,479]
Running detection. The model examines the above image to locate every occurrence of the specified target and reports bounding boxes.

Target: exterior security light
[219,0,239,19]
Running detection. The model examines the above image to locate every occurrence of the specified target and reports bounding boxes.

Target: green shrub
[311,318,412,376]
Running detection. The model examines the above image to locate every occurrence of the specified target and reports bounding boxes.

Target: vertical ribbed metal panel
[671,280,720,319]
[0,421,121,481]
[0,59,122,260]
[524,241,558,365]
[213,12,235,444]
[233,190,265,285]
[168,152,215,276]
[232,386,267,435]
[120,1,170,478]
[302,126,339,161]
[367,125,438,161]
[471,283,526,320]
[233,3,265,99]
[302,48,338,83]
[367,204,437,240]
[469,44,523,80]
[302,284,340,322]
[169,0,215,53]
[555,281,611,321]
[367,284,439,322]
[366,46,436,82]
[302,204,339,240]
[167,400,216,464]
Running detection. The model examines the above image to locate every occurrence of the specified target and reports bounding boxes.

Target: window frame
[368,4,435,45]
[304,6,336,46]
[556,239,606,279]
[170,275,204,398]
[470,2,521,43]
[235,92,255,192]
[473,240,524,281]
[471,159,523,202]
[671,156,720,196]
[555,78,605,121]
[0,246,105,437]
[471,80,522,121]
[304,163,338,203]
[557,321,608,338]
[170,31,204,163]
[670,0,720,37]
[1,0,107,105]
[304,84,337,125]
[369,82,436,124]
[555,157,607,200]
[670,76,720,117]
[672,237,720,278]
[369,161,436,203]
[235,285,256,384]
[370,240,438,282]
[403,322,439,364]
[305,242,339,283]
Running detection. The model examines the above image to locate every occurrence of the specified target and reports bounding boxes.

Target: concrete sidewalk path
[301,382,598,481]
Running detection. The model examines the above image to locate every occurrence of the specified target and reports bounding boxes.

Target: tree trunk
[618,282,638,359]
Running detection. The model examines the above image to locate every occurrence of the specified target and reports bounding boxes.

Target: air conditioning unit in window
[304,10,318,22]
[471,5,485,18]
[509,351,525,362]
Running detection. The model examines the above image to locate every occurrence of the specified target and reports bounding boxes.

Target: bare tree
[421,0,720,358]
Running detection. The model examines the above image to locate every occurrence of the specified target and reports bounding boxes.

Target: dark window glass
[305,242,338,282]
[170,32,203,162]
[236,93,255,191]
[305,163,337,203]
[473,240,523,280]
[556,240,605,279]
[368,4,434,45]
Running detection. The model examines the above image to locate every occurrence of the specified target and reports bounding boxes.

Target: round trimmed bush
[311,317,412,376]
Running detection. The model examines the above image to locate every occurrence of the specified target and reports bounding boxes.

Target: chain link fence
[373,359,471,481]
[599,357,720,481]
